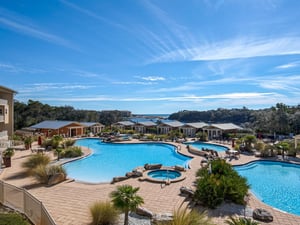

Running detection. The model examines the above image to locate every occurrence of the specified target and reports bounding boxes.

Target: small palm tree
[110,185,144,225]
[225,216,260,225]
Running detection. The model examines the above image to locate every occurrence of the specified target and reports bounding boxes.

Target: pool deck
[1,140,300,225]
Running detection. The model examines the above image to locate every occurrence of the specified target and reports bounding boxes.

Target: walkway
[1,141,300,225]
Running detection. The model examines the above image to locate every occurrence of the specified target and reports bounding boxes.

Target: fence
[0,180,56,225]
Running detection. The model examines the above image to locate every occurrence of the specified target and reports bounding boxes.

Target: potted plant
[2,148,15,167]
[24,136,32,150]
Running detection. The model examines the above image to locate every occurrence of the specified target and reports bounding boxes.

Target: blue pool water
[148,170,181,180]
[63,139,191,183]
[235,161,300,216]
[185,141,228,152]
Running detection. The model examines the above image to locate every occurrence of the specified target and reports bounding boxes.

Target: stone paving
[1,141,300,225]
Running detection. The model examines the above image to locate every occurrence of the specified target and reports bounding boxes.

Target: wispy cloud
[276,61,300,69]
[60,0,128,30]
[258,75,300,91]
[149,37,300,63]
[139,76,165,81]
[0,62,47,73]
[0,8,75,49]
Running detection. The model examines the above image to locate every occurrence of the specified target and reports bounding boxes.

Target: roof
[135,121,157,126]
[30,120,83,129]
[159,120,184,127]
[206,123,242,130]
[114,121,135,126]
[184,122,208,129]
[0,85,17,94]
[80,122,104,127]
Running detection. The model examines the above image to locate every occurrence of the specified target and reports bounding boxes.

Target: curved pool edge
[234,158,300,217]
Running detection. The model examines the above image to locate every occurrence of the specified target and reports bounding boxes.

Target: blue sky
[1,0,300,114]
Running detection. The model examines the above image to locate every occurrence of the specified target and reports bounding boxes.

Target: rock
[47,173,66,186]
[126,172,134,177]
[144,163,162,170]
[180,186,195,197]
[152,213,173,224]
[111,176,128,184]
[174,165,185,171]
[253,208,273,222]
[135,207,153,218]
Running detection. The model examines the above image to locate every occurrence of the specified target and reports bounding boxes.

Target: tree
[194,159,249,208]
[110,185,144,225]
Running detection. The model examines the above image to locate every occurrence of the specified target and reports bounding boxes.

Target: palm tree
[110,185,144,225]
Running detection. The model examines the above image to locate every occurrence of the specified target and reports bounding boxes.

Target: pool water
[148,170,181,180]
[185,141,228,152]
[235,161,300,216]
[63,139,191,183]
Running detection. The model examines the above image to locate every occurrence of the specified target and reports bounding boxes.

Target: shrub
[63,139,76,147]
[32,165,67,184]
[156,207,215,225]
[0,213,31,225]
[89,201,119,225]
[194,159,249,208]
[32,165,49,184]
[22,154,50,175]
[225,216,260,225]
[61,146,83,158]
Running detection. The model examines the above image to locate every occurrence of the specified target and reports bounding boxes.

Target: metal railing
[0,180,56,225]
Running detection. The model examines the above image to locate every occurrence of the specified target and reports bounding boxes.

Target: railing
[0,180,56,225]
[0,115,4,122]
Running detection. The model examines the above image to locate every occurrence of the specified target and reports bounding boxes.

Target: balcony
[0,115,4,123]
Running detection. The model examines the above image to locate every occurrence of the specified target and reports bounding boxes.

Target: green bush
[194,159,249,208]
[89,201,119,225]
[22,154,50,175]
[0,213,31,225]
[61,146,83,158]
[156,207,215,225]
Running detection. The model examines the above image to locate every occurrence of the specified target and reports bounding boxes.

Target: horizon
[1,1,300,114]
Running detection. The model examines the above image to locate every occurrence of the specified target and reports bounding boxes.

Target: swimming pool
[235,160,300,216]
[185,141,228,152]
[63,139,192,183]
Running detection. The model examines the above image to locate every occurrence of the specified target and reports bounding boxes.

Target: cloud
[276,61,300,69]
[139,76,165,81]
[148,36,300,63]
[0,9,75,49]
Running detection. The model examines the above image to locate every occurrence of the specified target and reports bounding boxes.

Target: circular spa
[145,169,185,183]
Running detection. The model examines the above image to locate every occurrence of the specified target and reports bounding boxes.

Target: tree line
[14,100,130,129]
[14,100,300,135]
[169,103,300,135]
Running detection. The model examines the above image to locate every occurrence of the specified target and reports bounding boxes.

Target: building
[30,120,85,137]
[180,122,208,137]
[157,120,184,134]
[80,122,105,135]
[111,121,135,131]
[0,85,17,146]
[202,123,242,140]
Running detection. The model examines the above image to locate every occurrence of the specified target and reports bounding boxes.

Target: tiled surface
[1,141,300,225]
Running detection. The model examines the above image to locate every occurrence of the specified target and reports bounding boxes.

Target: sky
[1,0,300,114]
